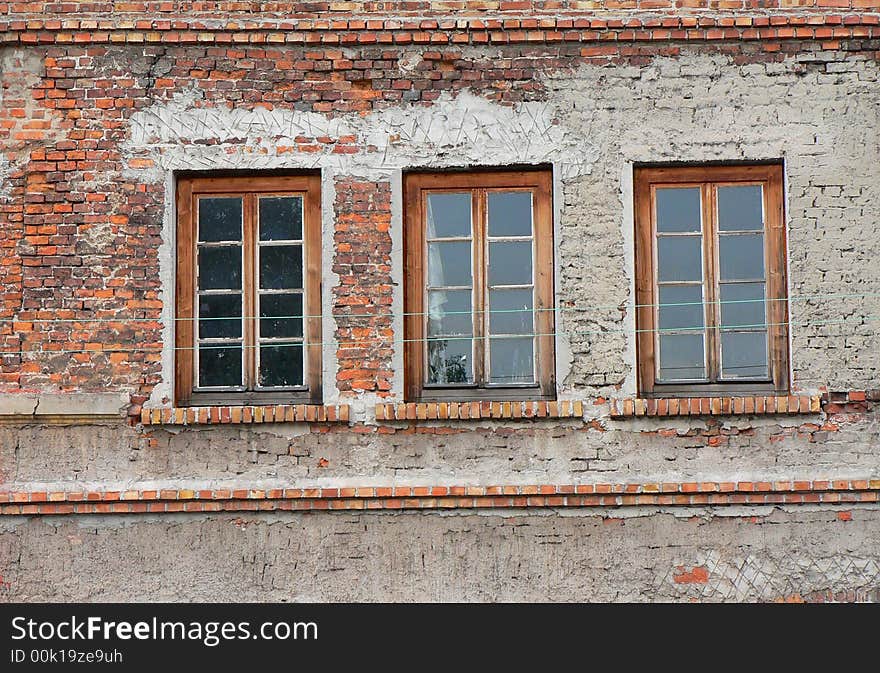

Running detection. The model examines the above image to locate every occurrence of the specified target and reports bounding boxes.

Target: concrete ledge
[0,393,129,418]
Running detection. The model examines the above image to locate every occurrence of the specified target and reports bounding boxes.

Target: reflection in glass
[428,241,472,287]
[719,234,764,280]
[488,192,532,237]
[259,344,304,387]
[658,334,705,380]
[718,185,763,231]
[658,285,703,331]
[489,338,534,384]
[721,331,768,378]
[427,193,471,239]
[656,187,701,233]
[720,283,766,329]
[427,338,472,384]
[428,290,472,337]
[259,196,303,241]
[199,295,242,339]
[489,288,533,335]
[657,236,702,283]
[198,197,242,242]
[488,241,532,286]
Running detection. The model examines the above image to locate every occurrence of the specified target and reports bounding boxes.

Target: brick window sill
[139,404,350,426]
[375,400,584,421]
[609,395,821,419]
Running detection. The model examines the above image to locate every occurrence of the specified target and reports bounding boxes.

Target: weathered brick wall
[0,6,878,601]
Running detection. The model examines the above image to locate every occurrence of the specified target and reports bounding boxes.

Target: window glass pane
[488,191,532,237]
[719,234,764,280]
[488,241,532,286]
[260,245,303,290]
[259,343,304,387]
[198,343,242,387]
[489,288,534,335]
[718,185,763,231]
[198,246,241,290]
[658,334,705,380]
[657,236,702,282]
[721,331,768,378]
[428,241,471,287]
[720,282,766,329]
[426,193,471,239]
[199,295,242,339]
[658,285,704,331]
[428,290,472,337]
[489,337,534,384]
[259,196,303,241]
[427,337,473,384]
[260,293,303,339]
[656,187,701,233]
[198,197,242,242]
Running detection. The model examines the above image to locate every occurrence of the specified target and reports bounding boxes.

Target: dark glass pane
[428,290,472,337]
[198,343,242,388]
[260,245,303,290]
[719,234,764,280]
[489,337,534,384]
[489,288,533,335]
[718,185,763,231]
[657,236,702,282]
[427,337,473,384]
[658,285,704,331]
[259,196,303,241]
[488,191,532,237]
[198,295,242,339]
[426,193,471,239]
[428,241,471,287]
[658,334,705,380]
[260,293,303,339]
[259,343,304,387]
[198,197,242,242]
[721,331,768,378]
[488,241,532,286]
[198,246,241,290]
[720,282,766,329]
[656,187,701,233]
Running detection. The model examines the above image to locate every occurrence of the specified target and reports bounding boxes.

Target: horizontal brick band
[375,400,584,421]
[139,404,350,425]
[610,395,822,418]
[0,13,877,47]
[1,478,877,516]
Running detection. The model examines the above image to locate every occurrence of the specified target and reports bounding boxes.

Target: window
[175,174,322,406]
[404,168,555,401]
[634,164,789,396]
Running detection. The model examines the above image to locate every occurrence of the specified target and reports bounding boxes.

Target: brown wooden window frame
[404,168,555,402]
[634,163,789,398]
[175,173,322,407]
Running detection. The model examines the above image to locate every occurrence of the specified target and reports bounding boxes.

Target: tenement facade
[0,1,879,601]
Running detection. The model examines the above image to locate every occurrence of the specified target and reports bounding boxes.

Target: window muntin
[405,169,554,401]
[176,175,321,406]
[635,165,788,397]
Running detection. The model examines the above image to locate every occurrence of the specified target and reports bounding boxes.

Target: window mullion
[703,183,720,382]
[243,192,257,390]
[473,189,486,386]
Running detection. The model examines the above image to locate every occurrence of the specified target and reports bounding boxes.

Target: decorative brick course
[139,404,350,425]
[375,400,585,421]
[609,395,823,418]
[2,478,877,515]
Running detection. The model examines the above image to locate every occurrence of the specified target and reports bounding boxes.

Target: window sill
[609,395,821,419]
[139,404,350,426]
[375,400,583,421]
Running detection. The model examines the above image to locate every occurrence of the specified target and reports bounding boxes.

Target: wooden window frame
[175,174,322,407]
[404,168,555,402]
[634,163,789,398]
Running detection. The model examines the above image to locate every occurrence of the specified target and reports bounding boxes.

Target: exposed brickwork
[333,178,393,396]
[610,395,822,417]
[376,400,585,420]
[139,403,350,425]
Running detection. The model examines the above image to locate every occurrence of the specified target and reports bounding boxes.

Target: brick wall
[0,4,878,601]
